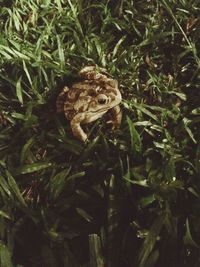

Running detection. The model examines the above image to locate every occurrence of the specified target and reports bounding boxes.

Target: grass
[0,0,200,266]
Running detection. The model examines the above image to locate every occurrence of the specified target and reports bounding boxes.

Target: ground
[0,1,200,267]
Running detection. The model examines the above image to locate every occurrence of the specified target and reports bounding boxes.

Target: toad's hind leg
[56,86,69,113]
[79,66,108,80]
[107,105,122,129]
[70,113,88,142]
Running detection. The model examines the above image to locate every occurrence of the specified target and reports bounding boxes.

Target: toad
[56,66,122,142]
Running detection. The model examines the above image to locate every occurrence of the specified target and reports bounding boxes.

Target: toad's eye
[97,94,108,105]
[98,98,107,104]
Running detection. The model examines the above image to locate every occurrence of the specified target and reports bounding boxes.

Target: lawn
[0,0,200,266]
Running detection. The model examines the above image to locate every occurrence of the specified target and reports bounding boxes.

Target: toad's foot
[106,105,122,129]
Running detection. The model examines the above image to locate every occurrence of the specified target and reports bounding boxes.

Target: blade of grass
[16,76,23,105]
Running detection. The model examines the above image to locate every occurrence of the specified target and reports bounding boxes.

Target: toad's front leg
[107,105,122,129]
[70,114,88,142]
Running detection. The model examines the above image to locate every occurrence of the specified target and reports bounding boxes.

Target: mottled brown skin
[56,66,122,142]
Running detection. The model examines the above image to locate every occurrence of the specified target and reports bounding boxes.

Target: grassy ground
[0,0,200,266]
